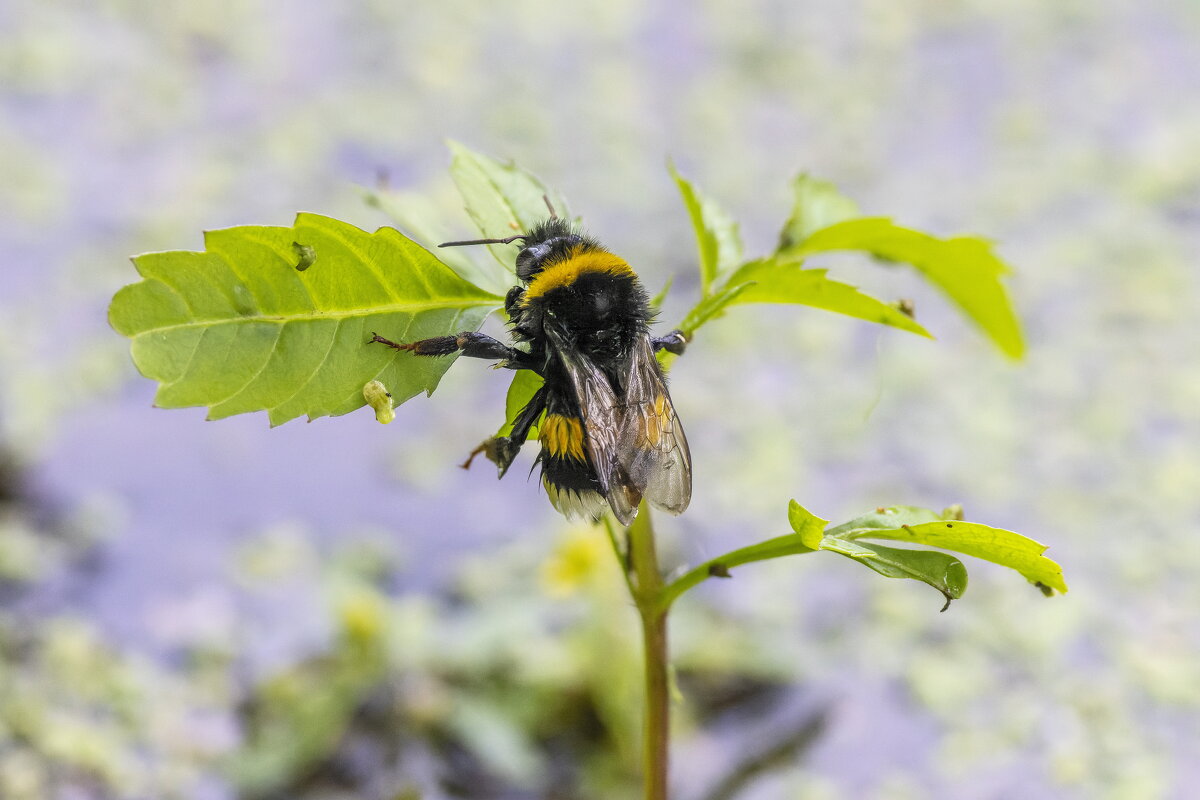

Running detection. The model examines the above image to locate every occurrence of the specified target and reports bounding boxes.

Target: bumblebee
[369,209,691,526]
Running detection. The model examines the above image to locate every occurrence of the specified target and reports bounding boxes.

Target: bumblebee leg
[495,384,548,477]
[458,436,527,472]
[460,440,492,470]
[369,331,538,370]
[504,286,526,317]
[652,329,688,356]
[460,384,548,477]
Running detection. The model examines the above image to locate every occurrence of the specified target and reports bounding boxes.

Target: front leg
[652,329,689,356]
[370,331,538,371]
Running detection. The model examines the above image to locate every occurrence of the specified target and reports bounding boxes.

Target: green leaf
[787,500,828,549]
[447,140,570,270]
[498,369,544,440]
[109,213,503,426]
[843,509,1067,594]
[669,161,743,296]
[817,537,968,609]
[659,505,943,611]
[721,258,932,338]
[778,173,861,249]
[790,218,1024,358]
[659,501,1063,612]
[793,502,964,609]
[658,505,962,613]
[825,505,943,537]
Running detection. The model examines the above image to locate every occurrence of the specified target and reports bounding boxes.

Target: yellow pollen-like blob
[522,247,634,302]
[541,413,587,462]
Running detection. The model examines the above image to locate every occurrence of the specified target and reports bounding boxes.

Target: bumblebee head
[513,219,585,282]
[439,196,593,284]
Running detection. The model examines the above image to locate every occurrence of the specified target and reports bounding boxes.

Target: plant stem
[639,607,669,800]
[627,506,669,800]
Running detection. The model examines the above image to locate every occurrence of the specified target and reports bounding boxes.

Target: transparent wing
[543,324,641,525]
[617,335,692,515]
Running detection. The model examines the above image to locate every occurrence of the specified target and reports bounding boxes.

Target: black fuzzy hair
[522,218,600,251]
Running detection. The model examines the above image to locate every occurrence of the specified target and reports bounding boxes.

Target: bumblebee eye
[516,242,552,281]
[515,252,535,281]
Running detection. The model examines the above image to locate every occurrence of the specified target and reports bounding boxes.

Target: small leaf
[109,214,503,426]
[790,218,1024,358]
[721,258,932,338]
[447,140,569,269]
[498,369,544,440]
[668,161,743,296]
[818,537,968,610]
[827,505,1067,595]
[778,174,861,249]
[849,516,1067,594]
[787,500,828,549]
[825,505,943,537]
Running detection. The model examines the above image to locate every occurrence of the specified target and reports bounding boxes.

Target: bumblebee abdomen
[538,412,607,520]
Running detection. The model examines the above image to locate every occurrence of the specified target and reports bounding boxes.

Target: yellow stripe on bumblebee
[540,413,587,462]
[522,247,635,302]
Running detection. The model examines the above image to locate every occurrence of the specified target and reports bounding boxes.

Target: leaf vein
[316,223,402,303]
[272,319,343,412]
[208,324,285,408]
[128,297,500,336]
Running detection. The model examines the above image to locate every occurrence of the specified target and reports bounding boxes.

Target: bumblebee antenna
[542,194,558,219]
[438,234,524,248]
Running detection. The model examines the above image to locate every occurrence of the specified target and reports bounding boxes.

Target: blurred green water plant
[108,143,1065,798]
[0,611,234,800]
[226,524,824,799]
